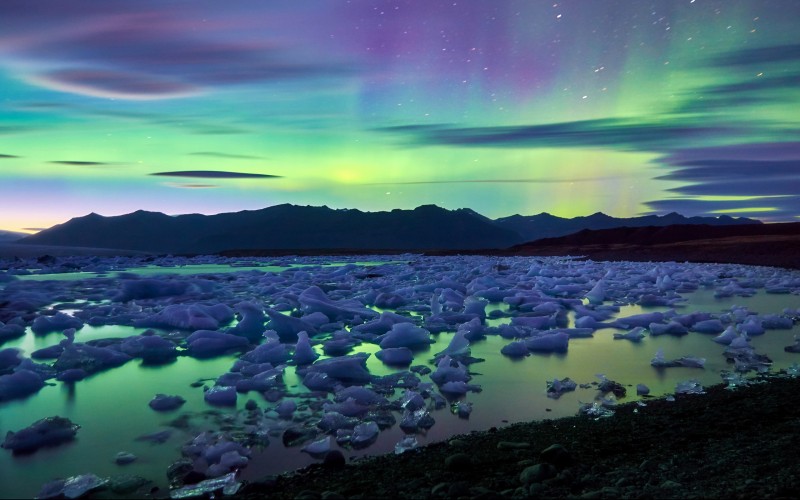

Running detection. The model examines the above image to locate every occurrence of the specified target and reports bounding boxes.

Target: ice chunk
[399,408,435,432]
[785,335,800,353]
[31,312,83,336]
[430,355,469,385]
[585,280,605,304]
[376,347,413,366]
[292,331,319,365]
[299,286,378,322]
[578,402,615,419]
[675,379,705,394]
[650,349,705,369]
[323,397,369,417]
[240,340,290,365]
[226,302,266,341]
[379,323,433,349]
[275,400,297,418]
[185,330,249,359]
[351,312,413,335]
[335,386,386,405]
[265,309,318,343]
[761,314,793,330]
[118,335,177,364]
[0,347,22,372]
[524,332,569,353]
[613,312,664,329]
[207,450,249,478]
[114,451,137,465]
[56,369,87,383]
[169,472,240,499]
[500,341,528,358]
[37,473,108,499]
[649,321,688,336]
[452,400,473,419]
[546,377,577,399]
[711,326,738,345]
[204,386,237,407]
[613,327,645,341]
[149,394,186,412]
[0,369,44,402]
[636,383,650,395]
[2,416,79,452]
[691,319,725,334]
[394,435,418,454]
[351,421,380,449]
[134,303,234,331]
[301,352,372,384]
[435,329,470,358]
[301,436,331,458]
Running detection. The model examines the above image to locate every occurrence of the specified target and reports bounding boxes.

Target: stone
[520,463,558,485]
[540,444,574,469]
[497,441,530,450]
[322,450,346,469]
[445,452,473,471]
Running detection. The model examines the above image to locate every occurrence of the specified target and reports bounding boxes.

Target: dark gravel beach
[240,373,800,499]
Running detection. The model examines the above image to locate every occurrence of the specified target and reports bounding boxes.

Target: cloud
[1,6,356,100]
[0,154,19,158]
[28,68,200,100]
[645,142,800,217]
[365,176,622,185]
[163,183,219,189]
[150,170,281,179]
[189,152,264,160]
[377,118,753,152]
[22,227,47,232]
[50,160,109,166]
[709,43,800,68]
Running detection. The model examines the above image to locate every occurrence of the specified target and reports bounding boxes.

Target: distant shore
[239,373,800,499]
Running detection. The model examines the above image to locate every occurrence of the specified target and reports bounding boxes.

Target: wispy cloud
[364,176,621,185]
[0,5,356,100]
[50,160,109,166]
[150,170,281,179]
[377,118,756,152]
[50,160,111,167]
[189,152,265,160]
[0,154,20,158]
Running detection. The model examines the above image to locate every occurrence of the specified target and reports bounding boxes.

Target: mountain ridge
[17,204,761,254]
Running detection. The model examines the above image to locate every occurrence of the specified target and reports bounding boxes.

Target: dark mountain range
[16,204,766,254]
[497,222,800,270]
[493,211,760,242]
[0,230,26,243]
[17,204,522,254]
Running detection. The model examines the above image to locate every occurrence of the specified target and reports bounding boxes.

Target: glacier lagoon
[1,255,799,498]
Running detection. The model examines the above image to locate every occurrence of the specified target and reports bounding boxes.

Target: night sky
[1,0,798,233]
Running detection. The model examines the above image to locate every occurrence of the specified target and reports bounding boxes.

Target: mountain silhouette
[17,204,762,254]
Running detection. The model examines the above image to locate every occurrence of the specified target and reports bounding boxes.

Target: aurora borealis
[0,0,798,233]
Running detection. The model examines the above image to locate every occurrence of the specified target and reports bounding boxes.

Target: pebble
[540,444,574,469]
[660,480,683,489]
[445,452,473,471]
[520,463,558,485]
[497,441,530,450]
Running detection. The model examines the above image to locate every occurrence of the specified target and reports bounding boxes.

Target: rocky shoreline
[240,372,800,499]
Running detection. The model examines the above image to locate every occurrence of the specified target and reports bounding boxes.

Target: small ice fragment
[149,394,186,412]
[675,379,705,395]
[636,384,650,396]
[301,436,331,458]
[546,377,577,399]
[394,435,418,454]
[292,331,319,365]
[204,386,237,407]
[114,451,137,465]
[613,327,645,341]
[351,421,380,449]
[578,402,615,419]
[2,416,80,452]
[169,472,240,499]
[37,473,108,499]
[451,401,473,419]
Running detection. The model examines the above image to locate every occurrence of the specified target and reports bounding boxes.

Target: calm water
[0,261,798,498]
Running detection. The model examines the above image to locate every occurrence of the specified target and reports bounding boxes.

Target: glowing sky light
[0,0,798,232]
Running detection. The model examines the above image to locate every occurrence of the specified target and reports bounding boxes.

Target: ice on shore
[2,416,79,452]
